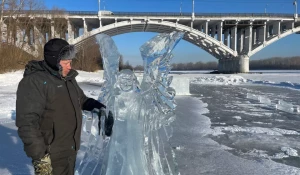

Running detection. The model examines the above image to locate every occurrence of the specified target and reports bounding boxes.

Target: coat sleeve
[16,75,47,160]
[73,80,106,111]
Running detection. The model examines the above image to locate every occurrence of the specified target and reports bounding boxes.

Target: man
[16,38,112,175]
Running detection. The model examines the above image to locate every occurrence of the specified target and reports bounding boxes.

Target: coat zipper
[65,81,78,151]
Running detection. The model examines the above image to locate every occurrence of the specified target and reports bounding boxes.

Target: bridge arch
[249,26,300,57]
[71,20,237,60]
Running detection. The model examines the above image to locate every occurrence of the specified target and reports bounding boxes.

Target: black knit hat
[44,38,76,70]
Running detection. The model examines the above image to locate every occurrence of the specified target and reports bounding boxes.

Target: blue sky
[45,0,300,65]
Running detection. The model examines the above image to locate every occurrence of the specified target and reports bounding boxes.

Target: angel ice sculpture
[75,31,184,175]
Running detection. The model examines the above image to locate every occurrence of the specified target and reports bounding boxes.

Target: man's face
[59,60,72,77]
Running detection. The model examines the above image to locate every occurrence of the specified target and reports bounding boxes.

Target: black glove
[105,111,114,136]
[98,110,114,137]
[32,153,53,175]
[83,98,106,111]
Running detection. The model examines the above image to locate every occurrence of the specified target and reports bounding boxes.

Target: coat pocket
[40,118,55,145]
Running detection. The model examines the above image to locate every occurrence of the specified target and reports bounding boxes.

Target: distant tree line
[119,56,134,70]
[128,61,218,71]
[171,61,217,70]
[129,56,300,71]
[250,56,300,70]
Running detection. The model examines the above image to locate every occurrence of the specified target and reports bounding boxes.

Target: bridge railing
[102,12,192,16]
[193,13,294,18]
[106,12,294,18]
[3,10,99,16]
[2,10,295,18]
[67,11,98,15]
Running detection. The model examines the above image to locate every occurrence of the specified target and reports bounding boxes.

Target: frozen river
[169,84,300,175]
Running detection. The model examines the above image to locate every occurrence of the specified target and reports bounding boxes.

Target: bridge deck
[3,10,296,18]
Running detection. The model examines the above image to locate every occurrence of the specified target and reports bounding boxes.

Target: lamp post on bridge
[192,0,195,18]
[98,0,101,16]
[294,0,298,18]
[180,0,182,15]
[98,0,100,11]
[103,0,106,11]
[264,4,268,14]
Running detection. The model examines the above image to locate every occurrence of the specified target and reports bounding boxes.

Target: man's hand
[32,153,53,175]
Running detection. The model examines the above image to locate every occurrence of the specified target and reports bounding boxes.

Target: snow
[0,70,300,174]
[281,147,298,157]
[212,126,300,136]
[233,116,242,120]
[189,71,300,90]
[192,75,248,85]
[242,147,298,160]
[76,70,105,85]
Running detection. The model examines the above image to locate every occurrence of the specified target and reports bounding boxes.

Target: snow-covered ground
[0,70,299,174]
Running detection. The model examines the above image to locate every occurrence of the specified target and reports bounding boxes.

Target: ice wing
[95,34,121,105]
[139,31,184,114]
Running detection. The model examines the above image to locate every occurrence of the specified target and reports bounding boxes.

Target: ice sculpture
[276,100,298,114]
[246,93,300,114]
[246,93,271,105]
[76,31,184,175]
[246,93,260,101]
[259,96,271,105]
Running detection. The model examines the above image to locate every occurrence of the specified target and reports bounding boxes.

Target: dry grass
[0,39,103,74]
[0,43,39,73]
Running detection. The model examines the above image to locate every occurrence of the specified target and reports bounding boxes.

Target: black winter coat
[16,60,105,160]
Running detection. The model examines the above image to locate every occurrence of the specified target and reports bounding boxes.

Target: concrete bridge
[1,10,300,73]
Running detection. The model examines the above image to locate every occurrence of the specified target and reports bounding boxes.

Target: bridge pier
[218,55,249,73]
[67,20,75,42]
[224,29,229,46]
